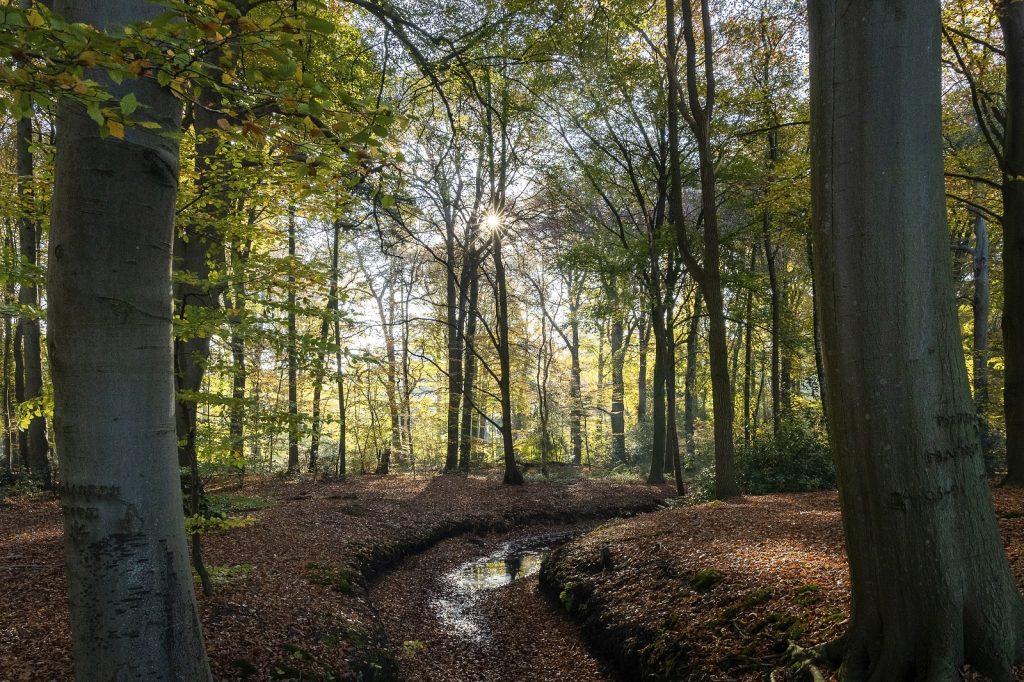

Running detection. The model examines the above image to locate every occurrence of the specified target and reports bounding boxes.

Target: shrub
[737,417,835,494]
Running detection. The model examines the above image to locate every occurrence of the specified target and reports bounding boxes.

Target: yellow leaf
[26,9,45,27]
[107,119,125,139]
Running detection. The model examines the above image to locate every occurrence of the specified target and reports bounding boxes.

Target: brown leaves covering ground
[0,473,668,680]
[540,487,1024,681]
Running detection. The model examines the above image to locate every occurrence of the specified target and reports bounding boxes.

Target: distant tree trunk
[335,333,347,480]
[684,293,701,462]
[2,312,12,472]
[809,1,1024,677]
[15,114,50,487]
[764,198,782,437]
[742,247,756,447]
[569,294,583,465]
[13,323,26,467]
[309,220,341,473]
[227,239,251,465]
[649,301,667,484]
[444,214,463,472]
[173,69,228,472]
[458,258,480,473]
[286,208,300,473]
[667,0,737,498]
[494,234,523,485]
[972,210,990,412]
[609,310,626,464]
[47,0,210,673]
[665,287,684,494]
[637,313,650,425]
[1001,0,1024,486]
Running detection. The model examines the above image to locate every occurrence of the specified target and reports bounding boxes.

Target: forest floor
[0,470,668,680]
[538,486,1024,682]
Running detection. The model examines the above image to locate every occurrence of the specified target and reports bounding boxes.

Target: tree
[46,0,211,676]
[808,0,1024,677]
[1000,0,1024,484]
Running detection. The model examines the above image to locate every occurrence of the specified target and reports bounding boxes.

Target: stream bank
[370,521,620,682]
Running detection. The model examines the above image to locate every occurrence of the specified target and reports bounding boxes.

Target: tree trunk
[15,113,50,487]
[1001,0,1024,486]
[808,1,1024,677]
[309,220,341,473]
[494,235,523,485]
[684,293,701,462]
[649,302,667,484]
[444,215,463,472]
[286,208,300,473]
[47,0,211,673]
[569,297,583,465]
[667,0,737,498]
[764,205,782,437]
[227,238,251,464]
[609,314,626,464]
[972,210,990,412]
[808,238,827,411]
[637,314,649,425]
[458,258,480,473]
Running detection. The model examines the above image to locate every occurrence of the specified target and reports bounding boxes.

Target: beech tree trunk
[1001,0,1024,485]
[649,301,667,484]
[609,313,626,464]
[458,258,480,473]
[444,214,463,472]
[808,1,1024,677]
[47,0,210,676]
[15,113,50,487]
[684,293,701,462]
[286,209,300,473]
[308,220,341,473]
[494,234,523,485]
[637,314,649,425]
[569,296,583,465]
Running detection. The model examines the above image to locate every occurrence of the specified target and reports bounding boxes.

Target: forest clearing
[2,0,1024,679]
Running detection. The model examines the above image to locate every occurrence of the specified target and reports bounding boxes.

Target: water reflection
[431,531,581,643]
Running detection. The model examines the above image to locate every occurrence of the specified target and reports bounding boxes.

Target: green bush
[737,418,835,494]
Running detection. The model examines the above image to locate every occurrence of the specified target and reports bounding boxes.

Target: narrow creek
[370,522,616,682]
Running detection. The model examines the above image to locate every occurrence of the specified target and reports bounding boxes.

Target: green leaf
[86,101,104,127]
[119,92,138,116]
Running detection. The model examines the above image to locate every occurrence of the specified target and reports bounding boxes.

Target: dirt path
[370,522,617,682]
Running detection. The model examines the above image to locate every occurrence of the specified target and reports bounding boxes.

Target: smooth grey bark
[48,0,210,677]
[458,255,480,473]
[286,208,300,473]
[227,237,252,463]
[763,184,782,437]
[609,310,626,464]
[1001,0,1024,485]
[15,113,50,487]
[808,1,1024,678]
[568,298,583,465]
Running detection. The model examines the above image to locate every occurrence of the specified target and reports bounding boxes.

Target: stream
[370,522,615,682]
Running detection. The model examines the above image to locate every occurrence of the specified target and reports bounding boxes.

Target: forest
[0,0,1023,680]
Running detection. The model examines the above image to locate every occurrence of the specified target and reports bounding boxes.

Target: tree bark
[569,294,583,465]
[649,301,667,484]
[286,208,300,473]
[1001,0,1024,485]
[308,220,341,473]
[494,234,523,485]
[47,0,210,675]
[684,293,701,462]
[637,314,649,425]
[808,1,1024,677]
[609,311,626,464]
[444,213,463,472]
[15,113,50,487]
[458,257,480,473]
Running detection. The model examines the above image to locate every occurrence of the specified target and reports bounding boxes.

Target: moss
[402,640,426,657]
[689,568,724,591]
[305,563,358,594]
[206,563,255,586]
[720,587,773,621]
[207,492,277,515]
[793,583,821,606]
